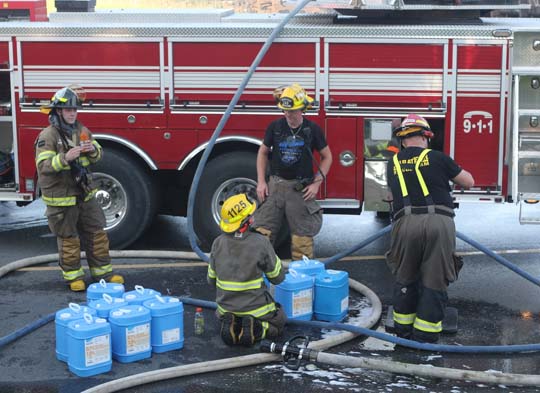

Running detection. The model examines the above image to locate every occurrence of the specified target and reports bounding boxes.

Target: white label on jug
[292,289,312,317]
[126,323,150,354]
[85,334,111,367]
[341,297,349,313]
[162,328,180,344]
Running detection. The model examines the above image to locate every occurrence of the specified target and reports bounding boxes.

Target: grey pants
[253,176,322,259]
[385,212,458,290]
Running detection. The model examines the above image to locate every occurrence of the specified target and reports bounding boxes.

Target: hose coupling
[260,335,316,370]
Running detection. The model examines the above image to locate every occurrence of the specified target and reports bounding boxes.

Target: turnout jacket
[35,123,102,206]
[208,229,284,317]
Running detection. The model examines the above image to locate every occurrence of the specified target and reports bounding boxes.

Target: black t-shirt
[263,117,328,180]
[386,147,462,211]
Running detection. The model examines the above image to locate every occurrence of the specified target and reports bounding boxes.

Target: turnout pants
[254,176,322,260]
[218,305,286,340]
[46,197,113,283]
[385,212,460,342]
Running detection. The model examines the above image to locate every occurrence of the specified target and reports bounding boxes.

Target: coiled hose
[4,250,540,390]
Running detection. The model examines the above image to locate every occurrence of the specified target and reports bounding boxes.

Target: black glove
[70,161,91,193]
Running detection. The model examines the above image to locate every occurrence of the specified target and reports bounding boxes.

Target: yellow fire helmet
[40,84,86,115]
[275,83,314,111]
[219,193,257,233]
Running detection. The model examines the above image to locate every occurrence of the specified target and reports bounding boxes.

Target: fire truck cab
[0,0,539,249]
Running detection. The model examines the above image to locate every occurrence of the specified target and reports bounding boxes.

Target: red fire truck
[0,0,539,249]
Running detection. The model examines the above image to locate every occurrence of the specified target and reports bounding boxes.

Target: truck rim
[93,172,128,230]
[210,177,257,226]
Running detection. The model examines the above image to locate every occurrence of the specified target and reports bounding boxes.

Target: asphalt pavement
[1,200,540,392]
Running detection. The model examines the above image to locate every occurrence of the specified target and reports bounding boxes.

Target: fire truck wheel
[194,151,258,250]
[194,151,290,252]
[92,149,157,249]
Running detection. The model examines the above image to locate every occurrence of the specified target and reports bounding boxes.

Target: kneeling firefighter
[208,193,286,346]
[385,114,474,343]
[36,85,124,292]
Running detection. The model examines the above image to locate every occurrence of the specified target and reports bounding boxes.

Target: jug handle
[83,313,93,324]
[103,293,113,304]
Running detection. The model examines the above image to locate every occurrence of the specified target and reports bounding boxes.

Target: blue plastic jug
[123,285,161,305]
[87,279,125,302]
[67,313,112,377]
[143,295,184,353]
[108,305,152,363]
[274,270,314,321]
[288,255,325,277]
[89,293,128,319]
[314,269,349,322]
[55,303,97,362]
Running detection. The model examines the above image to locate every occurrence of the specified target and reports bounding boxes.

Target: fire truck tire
[194,151,258,250]
[92,149,157,249]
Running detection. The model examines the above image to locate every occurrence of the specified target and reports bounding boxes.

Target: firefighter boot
[108,274,124,284]
[69,279,86,292]
[291,235,314,260]
[220,313,241,346]
[238,316,264,347]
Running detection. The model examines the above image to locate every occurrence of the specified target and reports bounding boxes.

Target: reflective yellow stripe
[415,149,431,197]
[261,321,269,339]
[79,156,90,167]
[265,256,282,279]
[217,302,276,318]
[393,310,416,325]
[52,154,70,172]
[208,266,216,279]
[393,149,431,198]
[90,264,113,277]
[63,268,84,281]
[393,154,409,198]
[36,151,56,165]
[414,316,442,333]
[216,277,263,291]
[84,189,98,201]
[42,195,76,206]
[89,141,102,159]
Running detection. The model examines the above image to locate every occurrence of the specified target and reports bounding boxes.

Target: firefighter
[385,114,474,343]
[254,83,332,260]
[35,85,124,292]
[208,193,286,347]
[364,137,400,159]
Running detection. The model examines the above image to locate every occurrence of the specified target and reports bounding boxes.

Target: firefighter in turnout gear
[385,114,474,343]
[254,83,332,260]
[208,193,286,346]
[35,86,123,292]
